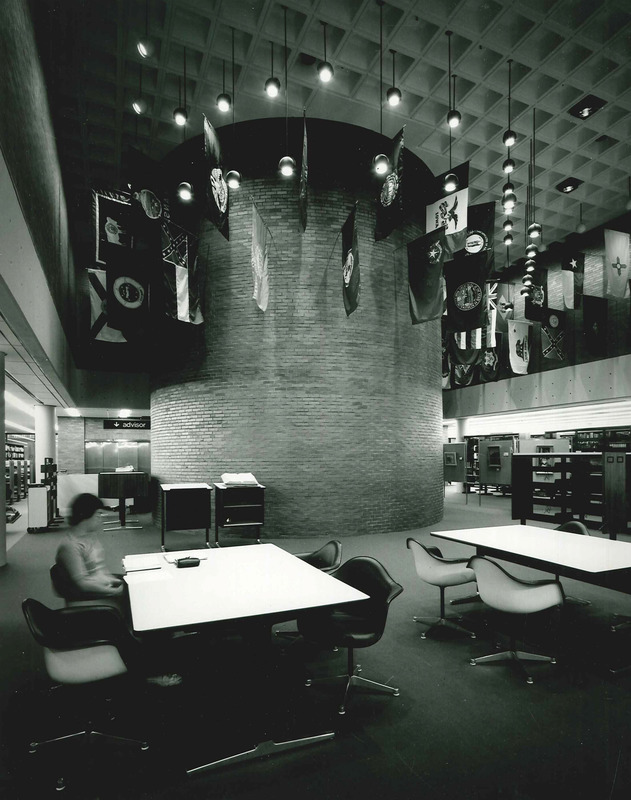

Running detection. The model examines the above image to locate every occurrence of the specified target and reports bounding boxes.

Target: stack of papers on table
[220,472,259,485]
[123,553,163,572]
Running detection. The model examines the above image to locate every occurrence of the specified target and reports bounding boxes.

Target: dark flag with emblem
[508,320,530,375]
[441,319,451,389]
[93,189,133,265]
[477,332,502,383]
[87,268,126,343]
[444,251,487,331]
[203,114,229,240]
[425,161,469,260]
[561,249,584,309]
[342,204,360,316]
[465,202,495,273]
[541,309,566,361]
[298,112,308,232]
[375,127,404,242]
[604,229,629,298]
[161,209,203,324]
[583,295,608,356]
[450,363,475,389]
[105,245,151,333]
[407,227,445,324]
[524,267,548,321]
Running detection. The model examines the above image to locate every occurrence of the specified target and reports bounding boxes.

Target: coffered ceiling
[27,0,631,270]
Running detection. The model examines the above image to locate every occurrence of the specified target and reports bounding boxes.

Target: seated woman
[56,493,181,687]
[55,493,125,601]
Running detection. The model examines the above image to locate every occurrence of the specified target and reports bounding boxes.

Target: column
[0,353,6,567]
[34,405,57,483]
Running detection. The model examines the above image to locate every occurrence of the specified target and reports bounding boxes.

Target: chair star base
[413,615,477,640]
[470,648,556,685]
[29,728,149,753]
[610,614,631,633]
[305,650,399,715]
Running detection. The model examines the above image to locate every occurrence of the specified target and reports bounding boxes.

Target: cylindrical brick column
[151,120,444,537]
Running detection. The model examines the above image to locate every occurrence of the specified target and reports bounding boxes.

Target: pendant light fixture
[503,231,513,246]
[527,108,542,240]
[577,202,586,234]
[173,47,188,126]
[503,218,513,232]
[442,31,459,192]
[318,21,334,83]
[278,6,295,177]
[387,49,401,107]
[177,181,193,201]
[502,60,516,173]
[225,29,241,190]
[137,0,154,59]
[132,63,147,114]
[265,41,280,97]
[446,32,460,128]
[217,59,231,113]
[372,0,389,175]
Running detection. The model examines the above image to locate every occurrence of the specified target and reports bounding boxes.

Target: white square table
[123,543,368,772]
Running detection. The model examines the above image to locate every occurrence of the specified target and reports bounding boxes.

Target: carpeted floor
[2,487,631,799]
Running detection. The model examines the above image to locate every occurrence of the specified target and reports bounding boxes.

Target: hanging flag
[425,161,469,259]
[342,205,360,316]
[561,249,585,309]
[450,363,475,389]
[298,112,308,232]
[465,202,495,273]
[524,267,548,321]
[125,146,163,255]
[203,114,229,240]
[87,268,126,343]
[508,320,531,375]
[407,227,446,324]
[495,282,515,332]
[161,212,203,324]
[449,328,482,365]
[375,127,404,241]
[105,246,151,333]
[441,320,451,389]
[251,204,270,312]
[583,295,608,356]
[604,229,630,298]
[485,281,498,347]
[93,189,133,265]
[444,250,487,331]
[541,309,566,361]
[477,332,502,383]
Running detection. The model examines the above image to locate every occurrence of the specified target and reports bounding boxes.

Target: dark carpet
[2,488,631,799]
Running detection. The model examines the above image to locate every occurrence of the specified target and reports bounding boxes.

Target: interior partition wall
[150,119,443,538]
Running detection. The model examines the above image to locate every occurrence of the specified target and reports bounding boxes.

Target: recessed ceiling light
[556,177,583,194]
[568,95,606,120]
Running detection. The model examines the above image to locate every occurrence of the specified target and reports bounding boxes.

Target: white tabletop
[432,525,631,574]
[123,543,368,632]
[160,483,212,491]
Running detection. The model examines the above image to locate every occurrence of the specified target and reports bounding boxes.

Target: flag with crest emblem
[425,162,469,259]
[203,115,229,240]
[407,227,445,324]
[604,229,630,298]
[375,127,404,241]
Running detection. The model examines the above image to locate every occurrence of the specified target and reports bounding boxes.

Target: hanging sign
[103,419,151,430]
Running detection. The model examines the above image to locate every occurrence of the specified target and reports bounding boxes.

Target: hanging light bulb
[503,218,513,232]
[525,259,536,271]
[132,97,147,115]
[502,60,517,148]
[265,41,280,96]
[173,48,188,127]
[137,0,154,58]
[443,172,459,193]
[318,22,334,83]
[522,275,533,286]
[520,286,531,296]
[503,232,513,246]
[502,181,514,195]
[225,170,241,189]
[528,222,542,239]
[217,60,231,112]
[445,32,460,128]
[525,242,538,258]
[387,49,401,106]
[177,182,193,201]
[503,129,517,147]
[373,154,389,175]
[503,191,517,211]
[448,108,461,128]
[503,157,515,174]
[173,107,188,126]
[279,155,296,177]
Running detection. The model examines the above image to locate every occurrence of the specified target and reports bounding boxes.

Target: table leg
[186,732,335,775]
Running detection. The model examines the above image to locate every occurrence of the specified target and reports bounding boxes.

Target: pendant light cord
[284,5,288,151]
[323,21,327,62]
[379,1,383,135]
[231,27,235,130]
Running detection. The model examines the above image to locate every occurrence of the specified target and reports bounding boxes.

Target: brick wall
[151,177,444,538]
[57,417,85,473]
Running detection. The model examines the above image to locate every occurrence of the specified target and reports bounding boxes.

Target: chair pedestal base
[29,727,149,753]
[610,614,631,633]
[305,651,399,715]
[413,615,476,640]
[470,649,556,684]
